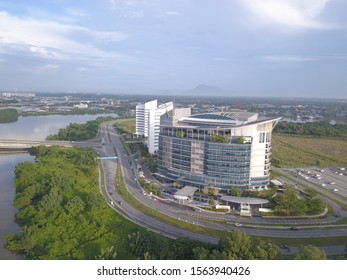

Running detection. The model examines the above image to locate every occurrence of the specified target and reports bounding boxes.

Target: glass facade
[171,138,191,172]
[158,132,252,190]
[204,142,251,187]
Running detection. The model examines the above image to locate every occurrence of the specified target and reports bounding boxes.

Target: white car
[235,223,242,227]
[333,189,339,192]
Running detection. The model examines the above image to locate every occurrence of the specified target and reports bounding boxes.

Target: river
[0,113,116,259]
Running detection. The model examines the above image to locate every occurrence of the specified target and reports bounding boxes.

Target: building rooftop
[187,111,258,122]
[174,186,199,197]
[220,196,269,205]
[270,179,284,186]
[190,113,236,120]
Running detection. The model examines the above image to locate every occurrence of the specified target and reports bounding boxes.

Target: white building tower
[135,100,173,154]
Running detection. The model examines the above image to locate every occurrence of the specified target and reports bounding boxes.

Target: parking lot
[293,166,347,198]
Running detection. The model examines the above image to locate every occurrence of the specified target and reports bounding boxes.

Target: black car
[280,244,290,249]
[290,227,298,230]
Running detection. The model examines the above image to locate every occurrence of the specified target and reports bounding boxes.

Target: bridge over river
[0,139,100,150]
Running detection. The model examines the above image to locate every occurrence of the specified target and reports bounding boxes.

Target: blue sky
[0,0,346,98]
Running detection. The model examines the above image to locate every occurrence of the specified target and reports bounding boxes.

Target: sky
[0,0,347,98]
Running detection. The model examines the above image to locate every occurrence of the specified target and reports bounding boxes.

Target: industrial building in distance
[157,107,281,191]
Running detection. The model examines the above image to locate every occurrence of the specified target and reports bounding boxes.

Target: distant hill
[190,84,224,94]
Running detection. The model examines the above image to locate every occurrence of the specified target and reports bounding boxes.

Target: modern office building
[158,108,281,191]
[135,99,173,154]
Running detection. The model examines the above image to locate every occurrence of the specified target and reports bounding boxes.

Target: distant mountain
[189,84,224,95]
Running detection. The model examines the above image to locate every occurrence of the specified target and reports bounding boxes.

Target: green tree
[211,134,229,143]
[237,136,245,144]
[96,246,118,260]
[220,230,253,260]
[293,245,327,260]
[202,186,209,195]
[209,199,215,207]
[252,241,281,260]
[211,187,219,196]
[0,108,19,123]
[193,247,211,260]
[274,121,347,139]
[229,187,241,197]
[176,130,185,138]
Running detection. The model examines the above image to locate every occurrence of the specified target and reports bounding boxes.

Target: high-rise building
[158,109,281,190]
[135,100,173,154]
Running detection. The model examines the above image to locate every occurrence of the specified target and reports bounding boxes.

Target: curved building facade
[158,109,281,191]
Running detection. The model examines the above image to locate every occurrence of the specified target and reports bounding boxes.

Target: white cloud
[41,64,60,70]
[165,11,179,16]
[109,0,146,10]
[109,0,117,10]
[0,11,130,64]
[260,53,347,62]
[129,10,144,18]
[243,0,334,30]
[213,57,232,61]
[77,67,89,71]
[94,31,128,42]
[261,55,316,62]
[66,8,88,18]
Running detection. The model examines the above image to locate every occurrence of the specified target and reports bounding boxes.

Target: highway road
[279,167,347,200]
[97,121,347,255]
[98,122,219,244]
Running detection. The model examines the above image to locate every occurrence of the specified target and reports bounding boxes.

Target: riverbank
[0,154,34,259]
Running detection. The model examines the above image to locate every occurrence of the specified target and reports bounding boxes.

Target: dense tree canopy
[193,230,281,260]
[293,245,327,260]
[274,121,347,138]
[0,108,19,123]
[269,187,325,216]
[46,117,115,141]
[4,146,138,259]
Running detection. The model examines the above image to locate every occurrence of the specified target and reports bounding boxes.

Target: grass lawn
[272,134,347,168]
[115,118,136,134]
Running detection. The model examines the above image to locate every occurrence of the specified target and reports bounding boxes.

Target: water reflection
[0,154,35,260]
[0,114,117,140]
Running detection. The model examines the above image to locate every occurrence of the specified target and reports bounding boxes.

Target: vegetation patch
[21,108,114,117]
[0,108,19,123]
[271,134,347,167]
[114,118,136,134]
[210,133,229,143]
[269,187,325,216]
[46,117,115,141]
[274,121,347,139]
[4,146,139,259]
